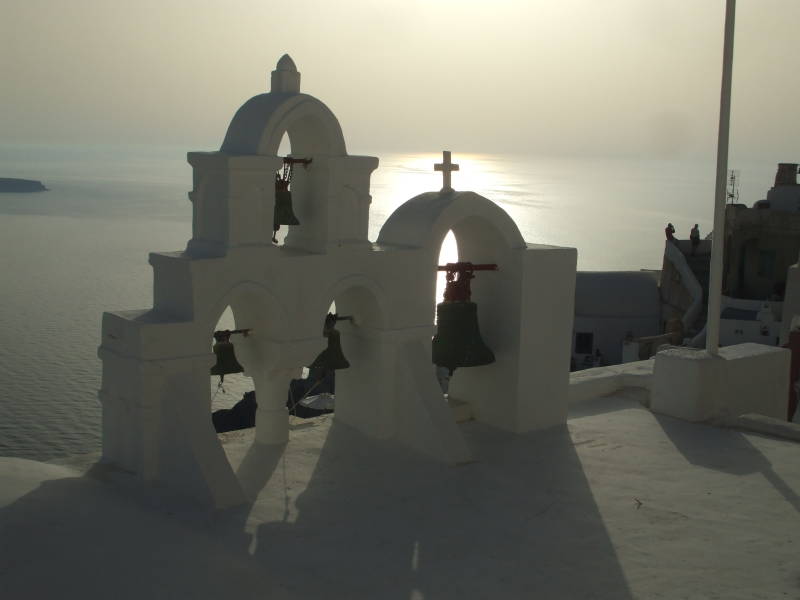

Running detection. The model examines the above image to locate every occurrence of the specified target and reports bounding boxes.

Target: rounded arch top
[221,92,347,157]
[318,274,389,331]
[376,191,527,253]
[202,280,292,343]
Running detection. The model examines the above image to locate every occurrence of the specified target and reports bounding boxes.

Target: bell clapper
[273,156,312,244]
[432,262,498,376]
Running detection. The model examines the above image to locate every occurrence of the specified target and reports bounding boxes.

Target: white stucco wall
[651,343,789,422]
[780,261,800,344]
[98,56,577,506]
[573,271,661,365]
[573,315,659,365]
[568,359,654,404]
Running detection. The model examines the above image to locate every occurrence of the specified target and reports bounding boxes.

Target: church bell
[274,188,300,228]
[210,330,247,383]
[432,262,497,376]
[273,157,311,242]
[308,313,351,372]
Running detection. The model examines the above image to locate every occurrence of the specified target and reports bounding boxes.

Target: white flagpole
[706,0,736,355]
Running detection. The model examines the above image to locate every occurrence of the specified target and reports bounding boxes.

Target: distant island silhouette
[0,178,48,193]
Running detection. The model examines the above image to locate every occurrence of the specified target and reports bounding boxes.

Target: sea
[0,142,782,461]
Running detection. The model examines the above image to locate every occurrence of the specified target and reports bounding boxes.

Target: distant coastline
[0,178,47,193]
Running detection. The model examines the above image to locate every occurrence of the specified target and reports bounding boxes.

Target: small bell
[308,313,351,372]
[432,262,497,376]
[210,330,245,383]
[272,158,310,243]
[274,188,300,227]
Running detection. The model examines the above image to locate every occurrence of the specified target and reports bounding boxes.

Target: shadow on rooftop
[654,414,800,514]
[0,418,636,599]
[0,462,289,600]
[236,440,287,502]
[568,388,650,420]
[249,420,635,599]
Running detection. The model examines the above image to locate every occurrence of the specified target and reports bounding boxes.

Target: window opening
[575,332,594,355]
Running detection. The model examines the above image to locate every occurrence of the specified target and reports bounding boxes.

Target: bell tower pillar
[185,153,283,257]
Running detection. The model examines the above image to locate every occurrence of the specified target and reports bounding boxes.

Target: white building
[572,271,661,367]
[97,56,577,507]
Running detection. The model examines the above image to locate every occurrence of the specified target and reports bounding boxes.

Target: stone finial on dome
[276,54,297,72]
[271,54,301,94]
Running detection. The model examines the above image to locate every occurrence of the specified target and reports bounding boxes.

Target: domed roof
[377,190,526,251]
[220,55,346,156]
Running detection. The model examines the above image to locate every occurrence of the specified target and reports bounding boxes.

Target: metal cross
[434,151,459,192]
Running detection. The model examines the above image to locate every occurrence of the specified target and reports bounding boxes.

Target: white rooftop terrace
[1,371,799,599]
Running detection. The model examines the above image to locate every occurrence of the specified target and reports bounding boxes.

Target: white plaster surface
[780,260,800,344]
[3,396,800,599]
[97,56,576,505]
[569,359,654,404]
[723,412,800,441]
[651,343,790,422]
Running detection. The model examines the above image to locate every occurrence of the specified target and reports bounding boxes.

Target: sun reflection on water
[367,152,555,249]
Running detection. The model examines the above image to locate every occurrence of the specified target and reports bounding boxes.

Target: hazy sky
[3,0,798,160]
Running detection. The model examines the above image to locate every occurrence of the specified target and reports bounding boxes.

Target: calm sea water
[0,143,781,460]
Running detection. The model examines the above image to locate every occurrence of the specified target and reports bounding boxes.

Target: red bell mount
[276,156,312,192]
[212,328,251,343]
[437,262,498,303]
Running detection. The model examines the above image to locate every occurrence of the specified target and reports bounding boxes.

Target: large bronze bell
[432,262,497,375]
[308,313,351,372]
[433,301,495,375]
[274,189,300,228]
[210,330,245,382]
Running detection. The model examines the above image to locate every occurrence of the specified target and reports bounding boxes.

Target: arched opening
[432,216,517,414]
[202,282,288,444]
[190,282,294,504]
[450,215,516,343]
[261,103,346,253]
[435,230,459,318]
[286,300,337,419]
[264,109,344,157]
[209,305,256,434]
[272,132,304,247]
[277,131,291,156]
[295,284,389,435]
[433,230,459,399]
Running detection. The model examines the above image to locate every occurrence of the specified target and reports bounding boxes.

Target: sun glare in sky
[4,1,800,161]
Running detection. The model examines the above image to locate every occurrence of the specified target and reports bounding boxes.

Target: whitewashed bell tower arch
[184,53,373,256]
[98,56,577,509]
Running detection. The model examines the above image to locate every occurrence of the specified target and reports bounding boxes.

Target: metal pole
[706,0,736,355]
